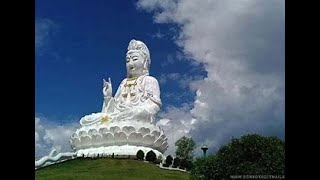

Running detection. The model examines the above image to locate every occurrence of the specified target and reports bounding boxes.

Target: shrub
[190,155,217,180]
[190,134,285,180]
[136,150,144,160]
[146,150,157,162]
[162,164,170,167]
[154,158,161,164]
[154,155,163,164]
[165,155,173,166]
[172,157,180,168]
[175,136,196,162]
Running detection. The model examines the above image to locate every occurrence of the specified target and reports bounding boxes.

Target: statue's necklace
[124,77,138,88]
[123,77,138,98]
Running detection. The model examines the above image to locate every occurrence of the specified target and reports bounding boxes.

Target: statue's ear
[142,57,149,75]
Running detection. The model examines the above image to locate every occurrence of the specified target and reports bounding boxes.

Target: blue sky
[36,0,204,122]
[36,0,284,157]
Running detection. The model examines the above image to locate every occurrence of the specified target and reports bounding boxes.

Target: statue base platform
[70,116,168,155]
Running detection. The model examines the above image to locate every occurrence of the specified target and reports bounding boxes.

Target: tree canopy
[175,136,196,162]
[190,134,285,179]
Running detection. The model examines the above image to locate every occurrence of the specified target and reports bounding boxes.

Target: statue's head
[126,39,150,78]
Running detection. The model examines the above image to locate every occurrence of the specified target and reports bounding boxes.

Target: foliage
[158,155,163,162]
[146,150,156,162]
[175,136,196,162]
[190,134,285,180]
[162,164,170,167]
[136,150,144,160]
[190,155,217,180]
[179,159,187,169]
[180,159,193,171]
[172,157,180,168]
[165,155,173,166]
[154,158,161,164]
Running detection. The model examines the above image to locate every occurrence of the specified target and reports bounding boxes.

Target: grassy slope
[35,158,189,180]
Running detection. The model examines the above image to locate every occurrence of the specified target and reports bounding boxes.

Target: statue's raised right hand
[103,78,112,97]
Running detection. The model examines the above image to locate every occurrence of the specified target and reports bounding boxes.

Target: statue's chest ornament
[122,77,139,98]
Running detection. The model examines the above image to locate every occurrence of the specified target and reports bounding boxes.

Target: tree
[165,155,173,166]
[190,134,285,180]
[172,157,180,168]
[179,158,187,169]
[190,155,217,180]
[136,150,144,160]
[175,136,196,162]
[146,150,156,162]
[154,155,163,164]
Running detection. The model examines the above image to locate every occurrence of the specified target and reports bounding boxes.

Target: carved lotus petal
[71,133,78,139]
[102,133,114,141]
[89,129,98,135]
[110,126,121,134]
[138,127,150,136]
[122,126,136,135]
[151,130,160,139]
[160,134,166,139]
[102,133,115,146]
[128,132,143,144]
[99,127,109,134]
[70,139,76,150]
[114,132,127,145]
[79,131,87,137]
[91,134,103,147]
[154,138,164,147]
[92,134,102,141]
[142,134,155,145]
[80,135,92,147]
[71,138,81,147]
[159,142,168,152]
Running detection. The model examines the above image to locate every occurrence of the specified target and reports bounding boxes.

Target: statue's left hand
[103,78,112,97]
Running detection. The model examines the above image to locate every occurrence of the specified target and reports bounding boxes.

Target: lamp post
[201,145,208,158]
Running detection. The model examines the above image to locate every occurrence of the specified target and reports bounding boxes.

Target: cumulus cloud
[35,18,58,54]
[152,30,165,39]
[138,0,285,156]
[156,103,196,156]
[160,72,204,90]
[35,117,79,159]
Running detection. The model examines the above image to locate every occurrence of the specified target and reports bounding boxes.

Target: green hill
[35,158,189,180]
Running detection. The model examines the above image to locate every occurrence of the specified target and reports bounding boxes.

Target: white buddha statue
[80,39,161,125]
[102,39,162,124]
[71,39,168,157]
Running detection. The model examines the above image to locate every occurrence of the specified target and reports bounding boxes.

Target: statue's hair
[126,39,150,76]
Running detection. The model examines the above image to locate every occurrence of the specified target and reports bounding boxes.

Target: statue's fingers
[108,77,111,84]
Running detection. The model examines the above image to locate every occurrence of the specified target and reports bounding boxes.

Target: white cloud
[156,103,195,156]
[161,54,175,68]
[35,117,79,159]
[35,18,58,54]
[160,72,204,90]
[138,0,284,155]
[152,30,165,39]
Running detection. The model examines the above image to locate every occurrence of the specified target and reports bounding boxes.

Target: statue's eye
[133,57,138,61]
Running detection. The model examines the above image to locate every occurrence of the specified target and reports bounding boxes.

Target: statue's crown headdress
[127,39,150,64]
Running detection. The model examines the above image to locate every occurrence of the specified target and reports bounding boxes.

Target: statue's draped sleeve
[140,76,162,114]
[101,79,125,114]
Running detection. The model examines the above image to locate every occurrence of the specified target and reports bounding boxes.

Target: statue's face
[126,51,145,78]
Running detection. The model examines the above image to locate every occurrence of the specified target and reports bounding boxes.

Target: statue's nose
[128,61,134,67]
